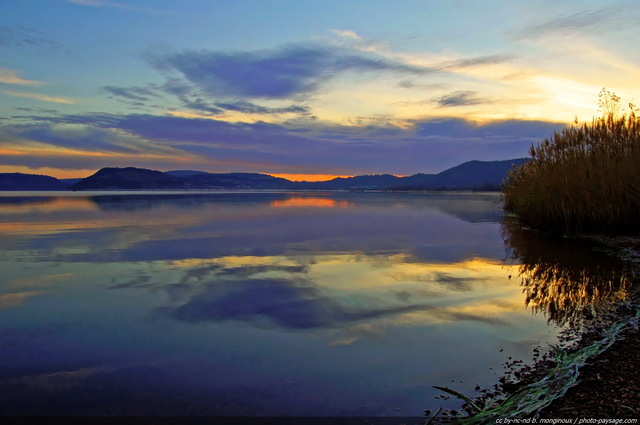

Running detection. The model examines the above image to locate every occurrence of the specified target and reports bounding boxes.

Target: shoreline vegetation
[431,90,640,423]
[502,90,640,234]
[425,234,640,425]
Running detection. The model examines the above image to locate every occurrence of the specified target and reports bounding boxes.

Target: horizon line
[0,157,529,182]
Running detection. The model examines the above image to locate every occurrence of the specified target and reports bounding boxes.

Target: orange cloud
[5,90,75,104]
[0,68,44,85]
[0,145,186,161]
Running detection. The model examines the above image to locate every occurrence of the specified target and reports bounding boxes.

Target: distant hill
[68,167,194,190]
[296,158,528,190]
[68,168,296,191]
[184,172,293,189]
[3,158,528,191]
[396,158,529,190]
[435,158,529,186]
[60,178,83,186]
[165,170,208,178]
[0,173,69,190]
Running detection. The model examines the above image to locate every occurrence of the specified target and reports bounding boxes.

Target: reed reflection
[501,217,633,327]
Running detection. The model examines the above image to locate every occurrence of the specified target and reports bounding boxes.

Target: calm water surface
[0,191,573,416]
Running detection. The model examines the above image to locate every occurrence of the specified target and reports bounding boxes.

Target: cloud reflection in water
[149,253,517,332]
[165,278,434,329]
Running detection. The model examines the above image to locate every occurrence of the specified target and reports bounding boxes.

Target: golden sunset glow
[269,173,352,182]
[4,90,75,104]
[270,197,351,208]
[0,145,186,161]
[0,67,44,85]
[0,165,97,179]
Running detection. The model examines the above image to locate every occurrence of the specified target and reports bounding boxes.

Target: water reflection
[501,217,633,327]
[89,192,291,212]
[270,197,351,208]
[0,192,507,264]
[166,277,439,329]
[0,192,560,416]
[152,257,515,331]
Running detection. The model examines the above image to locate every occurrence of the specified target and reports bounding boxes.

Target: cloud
[166,87,311,117]
[155,78,224,114]
[17,111,565,175]
[325,28,390,56]
[180,99,225,115]
[102,85,159,102]
[23,113,332,163]
[104,80,311,117]
[442,54,515,69]
[0,68,44,86]
[65,0,173,14]
[0,26,58,49]
[15,107,60,114]
[4,90,74,104]
[414,117,562,140]
[396,81,447,90]
[0,122,192,171]
[516,7,637,39]
[329,29,362,41]
[66,0,105,6]
[117,40,512,119]
[215,100,311,116]
[0,124,142,154]
[433,90,491,108]
[144,43,430,100]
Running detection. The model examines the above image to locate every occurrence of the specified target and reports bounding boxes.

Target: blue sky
[1,0,639,179]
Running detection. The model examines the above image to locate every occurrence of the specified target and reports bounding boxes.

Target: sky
[1,0,639,180]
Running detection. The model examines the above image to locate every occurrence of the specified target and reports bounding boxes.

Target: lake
[0,191,628,418]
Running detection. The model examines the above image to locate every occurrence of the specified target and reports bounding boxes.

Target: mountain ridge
[0,173,70,191]
[0,158,528,191]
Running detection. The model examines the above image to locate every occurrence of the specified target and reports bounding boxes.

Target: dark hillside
[165,170,208,178]
[185,172,293,189]
[435,158,528,186]
[60,178,82,186]
[398,158,529,190]
[69,167,194,190]
[0,173,69,190]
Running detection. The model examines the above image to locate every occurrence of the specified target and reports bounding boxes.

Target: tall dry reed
[502,112,640,234]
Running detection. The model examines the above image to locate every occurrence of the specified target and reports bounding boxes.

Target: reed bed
[502,112,640,234]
